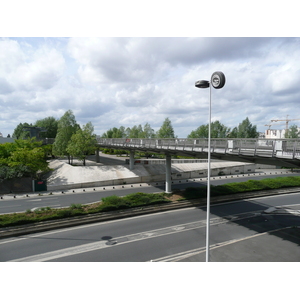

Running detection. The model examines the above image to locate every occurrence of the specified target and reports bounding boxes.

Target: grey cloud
[0,78,13,94]
[2,37,300,138]
[67,37,289,90]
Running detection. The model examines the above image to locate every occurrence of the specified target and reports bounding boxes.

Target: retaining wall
[47,163,256,191]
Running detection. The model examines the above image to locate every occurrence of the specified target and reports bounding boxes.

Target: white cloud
[1,37,300,138]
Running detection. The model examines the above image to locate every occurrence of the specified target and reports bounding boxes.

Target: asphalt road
[1,192,299,262]
[0,172,299,214]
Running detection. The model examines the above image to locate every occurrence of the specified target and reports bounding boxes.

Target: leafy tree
[0,165,31,181]
[52,110,79,163]
[128,125,143,138]
[142,123,156,138]
[66,122,97,166]
[285,124,299,138]
[35,116,58,138]
[102,127,125,138]
[0,138,49,179]
[188,124,208,138]
[8,147,49,179]
[156,118,175,138]
[228,117,259,138]
[14,138,43,150]
[12,122,32,139]
[0,142,18,162]
[188,121,230,138]
[102,123,156,139]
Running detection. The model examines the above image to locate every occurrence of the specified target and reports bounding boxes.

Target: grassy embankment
[1,176,300,228]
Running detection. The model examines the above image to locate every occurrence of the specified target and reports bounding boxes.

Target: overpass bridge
[96,138,300,192]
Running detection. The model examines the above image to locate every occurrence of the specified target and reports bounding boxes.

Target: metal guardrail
[96,138,300,160]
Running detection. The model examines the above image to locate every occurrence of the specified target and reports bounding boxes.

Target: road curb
[1,187,300,239]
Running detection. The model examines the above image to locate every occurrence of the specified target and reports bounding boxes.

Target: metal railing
[96,137,300,160]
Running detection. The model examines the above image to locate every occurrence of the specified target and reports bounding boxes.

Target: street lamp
[195,71,226,262]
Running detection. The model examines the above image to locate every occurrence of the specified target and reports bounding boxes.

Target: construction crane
[271,115,300,131]
[265,124,272,129]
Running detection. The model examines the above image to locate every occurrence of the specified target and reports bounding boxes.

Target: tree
[35,116,58,138]
[228,117,259,138]
[286,124,299,138]
[142,123,156,138]
[188,121,230,138]
[156,118,175,138]
[188,124,208,138]
[8,147,49,179]
[52,110,79,163]
[66,122,97,166]
[128,125,144,138]
[102,127,126,138]
[12,122,32,139]
[0,138,49,180]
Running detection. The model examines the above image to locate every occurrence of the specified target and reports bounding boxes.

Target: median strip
[1,176,300,238]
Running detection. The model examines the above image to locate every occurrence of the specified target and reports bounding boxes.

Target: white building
[265,129,286,139]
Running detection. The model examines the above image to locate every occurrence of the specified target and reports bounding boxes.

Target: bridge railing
[96,137,300,159]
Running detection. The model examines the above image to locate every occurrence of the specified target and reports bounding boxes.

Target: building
[0,136,15,144]
[265,129,286,139]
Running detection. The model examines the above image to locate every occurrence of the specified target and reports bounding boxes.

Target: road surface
[1,172,299,214]
[1,192,299,262]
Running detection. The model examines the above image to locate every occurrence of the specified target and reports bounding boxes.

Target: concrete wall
[47,163,256,191]
[47,176,141,191]
[0,137,15,144]
[0,177,32,194]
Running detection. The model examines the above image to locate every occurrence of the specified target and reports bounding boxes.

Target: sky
[1,2,300,139]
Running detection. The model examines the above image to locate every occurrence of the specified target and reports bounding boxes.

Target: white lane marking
[9,240,110,262]
[8,212,258,262]
[0,207,199,245]
[152,226,294,262]
[26,197,58,202]
[27,199,42,202]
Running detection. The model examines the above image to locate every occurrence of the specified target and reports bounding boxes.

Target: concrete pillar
[165,154,172,193]
[95,149,100,163]
[129,151,135,170]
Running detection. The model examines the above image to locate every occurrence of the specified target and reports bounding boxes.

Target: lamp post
[195,71,226,262]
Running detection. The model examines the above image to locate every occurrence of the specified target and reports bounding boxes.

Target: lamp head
[195,80,210,88]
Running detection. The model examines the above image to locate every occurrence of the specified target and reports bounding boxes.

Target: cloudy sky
[1,4,299,138]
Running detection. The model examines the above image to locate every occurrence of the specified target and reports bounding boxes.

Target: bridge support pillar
[165,154,172,193]
[129,151,135,170]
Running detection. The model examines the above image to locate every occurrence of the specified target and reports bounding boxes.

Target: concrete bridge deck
[96,138,300,168]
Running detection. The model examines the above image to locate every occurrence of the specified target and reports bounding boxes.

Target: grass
[1,176,300,228]
[180,176,300,200]
[0,192,170,228]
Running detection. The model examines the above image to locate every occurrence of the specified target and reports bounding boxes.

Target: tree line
[101,117,260,139]
[12,113,300,144]
[3,112,299,183]
[101,118,175,139]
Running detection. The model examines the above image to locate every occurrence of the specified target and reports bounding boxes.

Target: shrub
[70,203,83,210]
[101,195,122,205]
[1,176,300,228]
[57,209,73,217]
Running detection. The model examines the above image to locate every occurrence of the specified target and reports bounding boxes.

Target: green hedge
[181,176,300,200]
[0,193,171,228]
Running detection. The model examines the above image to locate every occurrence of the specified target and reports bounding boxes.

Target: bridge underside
[96,138,300,192]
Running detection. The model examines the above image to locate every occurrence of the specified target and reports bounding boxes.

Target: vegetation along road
[0,172,299,215]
